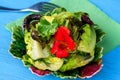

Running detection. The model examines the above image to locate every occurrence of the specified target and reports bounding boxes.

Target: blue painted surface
[0,0,120,80]
[90,0,120,24]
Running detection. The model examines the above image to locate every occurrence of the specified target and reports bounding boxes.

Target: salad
[9,8,105,79]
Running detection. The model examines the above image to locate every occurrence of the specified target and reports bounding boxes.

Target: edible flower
[51,26,75,58]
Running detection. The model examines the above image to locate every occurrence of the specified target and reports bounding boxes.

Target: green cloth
[6,0,120,54]
[51,0,120,54]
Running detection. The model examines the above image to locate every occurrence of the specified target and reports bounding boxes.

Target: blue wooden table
[0,0,120,80]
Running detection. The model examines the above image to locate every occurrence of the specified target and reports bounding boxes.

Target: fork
[0,2,60,12]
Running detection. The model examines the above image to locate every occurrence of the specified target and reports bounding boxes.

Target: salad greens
[59,53,94,72]
[9,26,26,58]
[34,57,63,71]
[9,8,105,79]
[24,30,50,60]
[22,54,34,67]
[36,16,58,39]
[77,24,96,54]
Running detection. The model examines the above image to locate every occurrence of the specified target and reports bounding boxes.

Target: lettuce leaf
[34,57,63,71]
[95,26,106,43]
[93,46,103,62]
[24,30,50,60]
[53,68,79,79]
[53,12,75,26]
[45,7,66,16]
[51,7,67,15]
[36,16,58,39]
[22,54,34,67]
[77,24,96,55]
[59,53,93,72]
[9,26,26,58]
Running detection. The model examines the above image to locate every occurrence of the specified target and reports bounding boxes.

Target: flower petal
[56,49,68,58]
[52,26,75,58]
[64,34,76,51]
[60,26,70,35]
[51,41,59,54]
[55,27,64,41]
[55,26,70,41]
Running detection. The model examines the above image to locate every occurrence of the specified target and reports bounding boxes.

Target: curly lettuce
[9,26,26,58]
[36,16,58,39]
[77,24,96,55]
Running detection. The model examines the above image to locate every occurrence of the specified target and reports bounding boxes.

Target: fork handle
[0,6,22,12]
[0,6,39,12]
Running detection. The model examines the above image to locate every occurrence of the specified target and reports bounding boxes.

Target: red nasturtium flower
[51,26,76,58]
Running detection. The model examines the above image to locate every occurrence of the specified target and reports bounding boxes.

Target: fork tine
[44,2,60,11]
[42,5,58,11]
[42,2,60,8]
[37,2,60,12]
[39,7,54,13]
[32,5,55,12]
[31,2,60,9]
[29,2,60,12]
[43,4,59,10]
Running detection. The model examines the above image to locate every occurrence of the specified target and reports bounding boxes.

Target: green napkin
[6,0,120,54]
[51,0,120,54]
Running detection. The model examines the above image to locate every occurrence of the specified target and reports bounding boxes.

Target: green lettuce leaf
[34,57,63,71]
[51,7,67,15]
[24,30,50,60]
[36,16,58,39]
[9,26,26,58]
[59,53,93,72]
[53,12,75,26]
[93,46,103,62]
[77,24,96,55]
[53,68,79,79]
[22,54,34,67]
[45,7,66,16]
[95,26,106,43]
